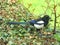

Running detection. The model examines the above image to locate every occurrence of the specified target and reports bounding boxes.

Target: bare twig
[53,0,57,34]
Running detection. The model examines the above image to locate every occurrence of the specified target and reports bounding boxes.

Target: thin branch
[53,0,57,34]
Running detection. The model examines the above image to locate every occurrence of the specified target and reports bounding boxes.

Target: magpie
[7,15,50,31]
[29,15,50,30]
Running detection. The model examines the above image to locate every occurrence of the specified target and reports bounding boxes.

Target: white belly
[34,21,44,29]
[34,24,44,29]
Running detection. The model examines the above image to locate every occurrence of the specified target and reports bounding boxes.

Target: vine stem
[53,4,57,34]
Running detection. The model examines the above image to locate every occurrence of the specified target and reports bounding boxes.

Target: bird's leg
[40,27,44,33]
[36,29,41,33]
[36,28,43,34]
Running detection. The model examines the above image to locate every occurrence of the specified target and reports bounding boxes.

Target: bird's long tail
[7,22,29,25]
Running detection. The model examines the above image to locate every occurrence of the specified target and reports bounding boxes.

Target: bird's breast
[34,24,44,29]
[34,21,44,29]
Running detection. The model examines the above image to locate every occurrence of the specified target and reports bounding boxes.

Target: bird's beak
[50,19,53,21]
[49,18,53,21]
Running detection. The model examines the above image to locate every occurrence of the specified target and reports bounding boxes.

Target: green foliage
[0,0,60,45]
[54,33,60,42]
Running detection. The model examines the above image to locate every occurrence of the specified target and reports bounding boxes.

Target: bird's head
[42,15,51,27]
[43,15,50,19]
[42,15,51,21]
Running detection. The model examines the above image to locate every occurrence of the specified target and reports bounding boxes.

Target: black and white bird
[7,15,51,31]
[29,15,51,30]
